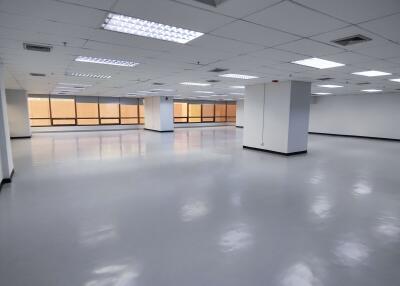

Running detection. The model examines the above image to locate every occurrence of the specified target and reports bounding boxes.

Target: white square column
[6,89,31,138]
[0,63,14,184]
[144,96,174,132]
[236,99,244,128]
[243,81,311,155]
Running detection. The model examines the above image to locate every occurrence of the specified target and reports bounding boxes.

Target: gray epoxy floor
[1,127,400,286]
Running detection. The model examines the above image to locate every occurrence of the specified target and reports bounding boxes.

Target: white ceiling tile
[360,13,400,43]
[245,1,348,37]
[210,20,299,47]
[59,0,118,10]
[323,52,375,65]
[276,39,344,57]
[174,0,281,18]
[189,34,263,55]
[247,48,304,63]
[0,0,107,28]
[357,43,400,59]
[295,0,400,24]
[113,0,232,33]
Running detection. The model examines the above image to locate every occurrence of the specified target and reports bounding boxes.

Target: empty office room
[1,0,400,285]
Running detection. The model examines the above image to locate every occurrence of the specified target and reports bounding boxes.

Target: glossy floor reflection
[1,127,400,286]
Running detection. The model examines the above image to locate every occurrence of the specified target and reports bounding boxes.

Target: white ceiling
[0,0,399,100]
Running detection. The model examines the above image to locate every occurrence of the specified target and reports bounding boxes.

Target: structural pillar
[6,89,31,138]
[243,80,311,155]
[236,99,244,128]
[144,96,174,132]
[0,63,14,187]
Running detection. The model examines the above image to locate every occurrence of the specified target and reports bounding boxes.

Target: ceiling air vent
[317,77,334,81]
[153,82,165,86]
[207,79,220,83]
[357,82,370,85]
[209,68,229,73]
[332,34,372,46]
[192,0,228,7]
[29,73,46,77]
[23,43,53,52]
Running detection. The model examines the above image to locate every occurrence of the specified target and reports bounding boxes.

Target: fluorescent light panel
[352,70,392,77]
[219,74,258,79]
[313,92,332,95]
[58,82,92,87]
[102,13,204,44]
[230,85,245,89]
[318,84,343,88]
[230,92,244,95]
[75,56,139,67]
[194,91,214,94]
[389,78,400,82]
[180,82,210,86]
[292,58,345,69]
[362,89,382,93]
[69,72,111,79]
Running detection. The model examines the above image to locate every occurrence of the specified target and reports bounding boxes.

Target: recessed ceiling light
[211,94,227,97]
[180,82,211,86]
[317,84,343,88]
[197,95,211,98]
[69,73,111,79]
[352,70,392,77]
[389,78,400,82]
[292,58,345,69]
[312,92,332,95]
[230,92,244,95]
[219,73,258,79]
[75,56,139,67]
[151,88,175,92]
[230,85,245,89]
[194,91,214,94]
[58,82,92,87]
[102,13,204,44]
[362,89,382,93]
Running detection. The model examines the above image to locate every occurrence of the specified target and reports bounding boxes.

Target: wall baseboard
[243,146,307,156]
[144,128,174,133]
[236,126,243,128]
[11,136,32,139]
[309,132,400,142]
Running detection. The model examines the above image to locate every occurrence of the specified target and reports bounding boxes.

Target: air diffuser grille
[332,34,371,46]
[24,43,52,52]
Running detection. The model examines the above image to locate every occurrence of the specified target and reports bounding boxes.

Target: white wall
[0,63,14,179]
[244,81,310,153]
[309,93,400,140]
[6,89,31,138]
[236,99,244,127]
[144,96,174,131]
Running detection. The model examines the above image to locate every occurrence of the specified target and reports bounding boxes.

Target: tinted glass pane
[77,119,99,125]
[174,103,187,117]
[121,118,138,124]
[227,104,236,117]
[121,104,138,117]
[51,98,75,118]
[77,102,98,118]
[202,104,214,117]
[99,103,119,118]
[189,104,201,117]
[30,119,51,126]
[28,97,50,118]
[215,104,226,117]
[52,119,75,125]
[101,118,119,124]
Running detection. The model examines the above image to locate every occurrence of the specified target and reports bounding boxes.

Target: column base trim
[11,136,32,139]
[144,128,174,133]
[235,126,244,128]
[0,169,14,191]
[243,146,307,156]
[309,132,400,142]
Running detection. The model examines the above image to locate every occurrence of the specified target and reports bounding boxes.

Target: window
[202,104,214,122]
[120,98,139,125]
[76,97,99,125]
[215,104,227,122]
[99,98,119,125]
[28,96,51,126]
[50,97,76,125]
[188,104,201,123]
[174,102,188,123]
[139,103,145,124]
[227,104,236,123]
